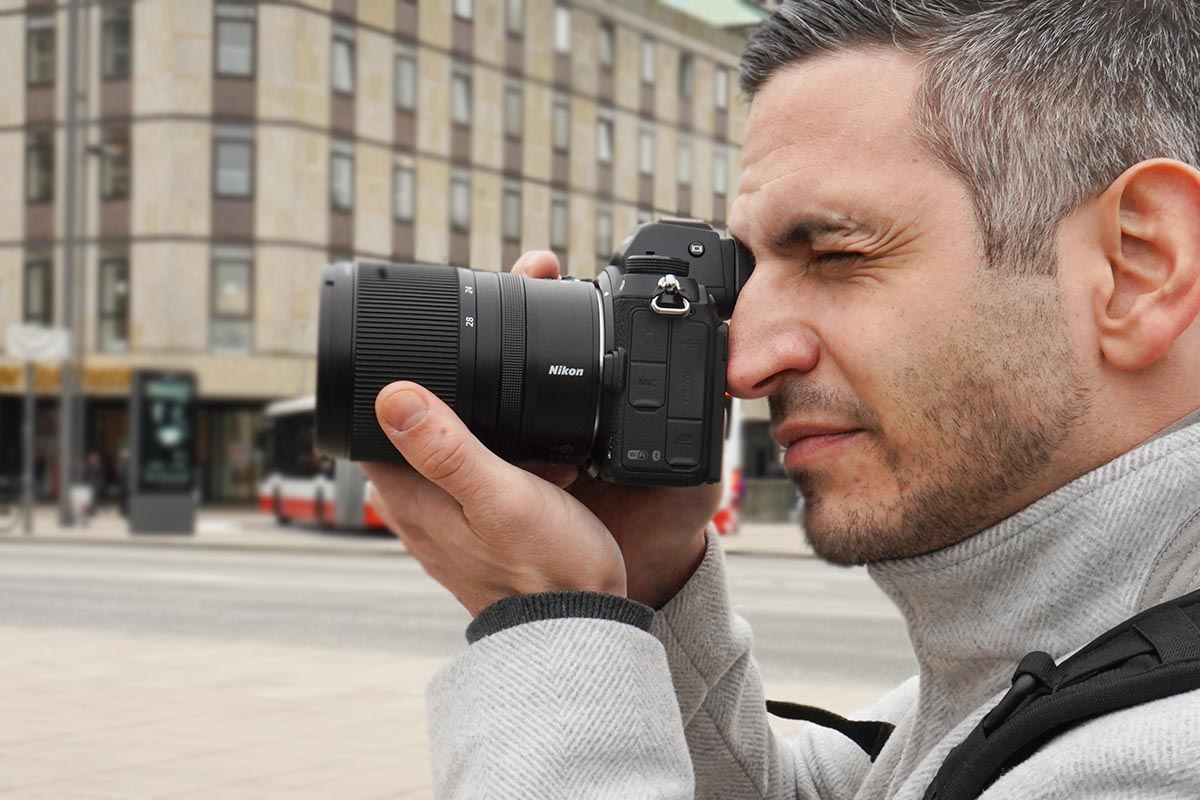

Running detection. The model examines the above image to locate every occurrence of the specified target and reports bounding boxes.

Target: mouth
[773,424,865,468]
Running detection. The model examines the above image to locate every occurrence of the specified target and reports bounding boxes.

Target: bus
[258,397,385,529]
[258,395,742,535]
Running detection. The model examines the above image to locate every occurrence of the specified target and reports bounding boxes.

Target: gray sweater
[427,413,1200,798]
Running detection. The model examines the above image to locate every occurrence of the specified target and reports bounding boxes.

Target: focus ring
[497,273,526,452]
[350,263,460,462]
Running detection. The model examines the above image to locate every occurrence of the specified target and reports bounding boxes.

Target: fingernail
[382,391,428,432]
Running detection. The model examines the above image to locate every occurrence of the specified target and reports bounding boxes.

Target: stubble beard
[780,277,1092,566]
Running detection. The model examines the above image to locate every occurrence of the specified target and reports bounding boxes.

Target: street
[0,540,916,798]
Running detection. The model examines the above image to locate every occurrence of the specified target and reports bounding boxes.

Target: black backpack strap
[922,586,1200,800]
[766,700,894,761]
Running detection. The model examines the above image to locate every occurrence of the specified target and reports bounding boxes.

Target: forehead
[731,50,948,243]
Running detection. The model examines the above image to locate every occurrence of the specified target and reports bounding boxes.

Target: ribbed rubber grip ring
[496,272,526,453]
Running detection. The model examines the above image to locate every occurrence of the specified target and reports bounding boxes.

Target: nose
[726,266,820,399]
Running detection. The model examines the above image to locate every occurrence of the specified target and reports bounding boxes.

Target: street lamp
[56,0,90,526]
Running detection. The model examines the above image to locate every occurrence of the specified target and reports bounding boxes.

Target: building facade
[0,0,753,505]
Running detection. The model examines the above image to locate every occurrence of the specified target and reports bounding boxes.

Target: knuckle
[422,437,471,485]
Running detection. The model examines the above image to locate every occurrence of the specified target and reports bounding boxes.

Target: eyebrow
[769,215,876,252]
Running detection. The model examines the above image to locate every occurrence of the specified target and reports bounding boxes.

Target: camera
[315,219,753,486]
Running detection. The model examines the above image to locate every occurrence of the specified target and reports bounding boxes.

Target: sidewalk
[0,506,812,559]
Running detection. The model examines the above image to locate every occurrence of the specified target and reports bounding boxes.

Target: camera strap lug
[650,274,692,317]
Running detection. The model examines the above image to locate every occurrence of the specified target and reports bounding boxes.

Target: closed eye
[812,251,862,265]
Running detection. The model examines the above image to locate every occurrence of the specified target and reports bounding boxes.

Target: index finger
[511,250,561,280]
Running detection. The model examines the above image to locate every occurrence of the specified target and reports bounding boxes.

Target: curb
[723,546,813,559]
[1,529,814,560]
[0,532,410,558]
[0,533,813,559]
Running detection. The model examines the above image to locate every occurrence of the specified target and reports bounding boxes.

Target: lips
[773,422,864,467]
[771,422,862,449]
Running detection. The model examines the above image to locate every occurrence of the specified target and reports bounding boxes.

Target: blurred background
[0,2,915,798]
[0,0,798,524]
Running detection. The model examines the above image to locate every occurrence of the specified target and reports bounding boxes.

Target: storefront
[196,403,264,504]
[0,396,24,483]
[0,365,266,506]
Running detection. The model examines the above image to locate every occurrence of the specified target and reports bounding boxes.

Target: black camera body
[315,219,753,487]
[595,225,740,485]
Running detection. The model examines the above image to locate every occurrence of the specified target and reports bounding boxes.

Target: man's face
[727,50,1091,564]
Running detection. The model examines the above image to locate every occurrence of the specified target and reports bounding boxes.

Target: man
[364,1,1200,797]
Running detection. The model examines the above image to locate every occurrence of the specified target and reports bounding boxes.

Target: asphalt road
[0,541,917,692]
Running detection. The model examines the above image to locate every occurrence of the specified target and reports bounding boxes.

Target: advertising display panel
[129,370,197,534]
[136,373,196,493]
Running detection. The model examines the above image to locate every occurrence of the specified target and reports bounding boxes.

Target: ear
[1094,159,1200,372]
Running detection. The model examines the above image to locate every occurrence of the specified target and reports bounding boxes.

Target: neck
[867,409,1200,723]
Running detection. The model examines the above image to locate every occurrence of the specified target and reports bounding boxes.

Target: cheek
[817,300,932,419]
[1057,277,1102,369]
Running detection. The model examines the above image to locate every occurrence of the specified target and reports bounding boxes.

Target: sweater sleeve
[651,528,877,800]
[424,529,881,800]
[426,613,696,799]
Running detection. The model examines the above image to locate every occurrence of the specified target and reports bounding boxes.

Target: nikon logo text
[548,365,585,377]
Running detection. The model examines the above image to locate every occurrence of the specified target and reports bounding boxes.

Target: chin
[799,488,922,566]
[800,499,874,566]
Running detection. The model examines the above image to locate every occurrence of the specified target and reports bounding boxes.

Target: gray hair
[740,1,1200,272]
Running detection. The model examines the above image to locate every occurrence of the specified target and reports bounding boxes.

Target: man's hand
[365,251,721,615]
[360,382,626,617]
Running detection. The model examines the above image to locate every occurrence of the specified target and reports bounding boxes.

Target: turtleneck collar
[867,409,1200,721]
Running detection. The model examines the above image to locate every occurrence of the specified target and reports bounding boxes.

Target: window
[596,113,614,164]
[550,195,569,251]
[677,136,692,186]
[98,257,129,352]
[332,24,355,94]
[639,125,655,176]
[395,51,416,111]
[214,125,253,197]
[713,145,728,196]
[506,0,523,36]
[504,84,523,139]
[451,66,472,126]
[450,169,470,232]
[394,166,415,222]
[595,206,613,259]
[553,6,571,54]
[101,6,132,80]
[215,4,255,77]
[330,141,354,211]
[25,130,54,204]
[502,182,521,242]
[715,67,729,111]
[26,13,55,86]
[598,21,615,69]
[640,36,655,84]
[211,253,252,354]
[453,0,473,20]
[100,127,131,199]
[552,99,570,153]
[679,53,694,100]
[23,260,52,326]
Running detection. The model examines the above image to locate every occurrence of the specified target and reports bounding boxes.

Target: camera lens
[316,262,604,465]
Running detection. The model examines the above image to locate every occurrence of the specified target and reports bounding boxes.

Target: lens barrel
[317,262,605,465]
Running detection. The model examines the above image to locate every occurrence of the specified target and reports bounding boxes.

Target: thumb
[376,381,506,506]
